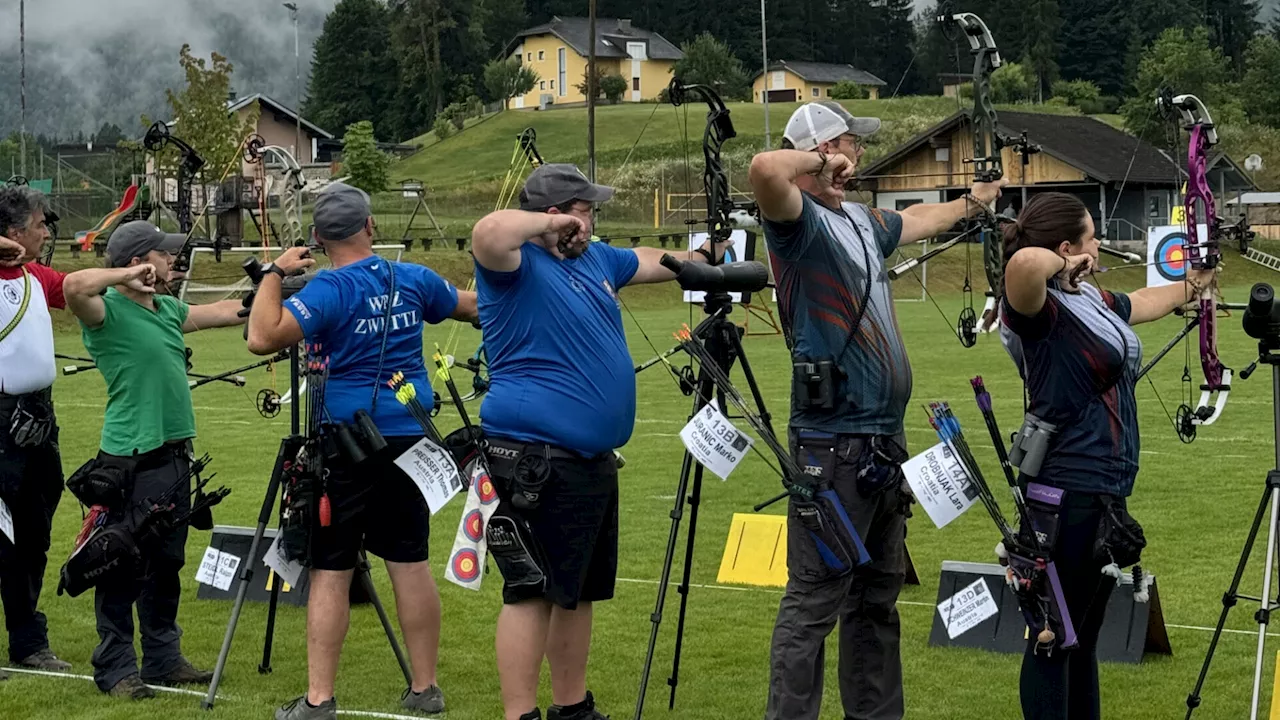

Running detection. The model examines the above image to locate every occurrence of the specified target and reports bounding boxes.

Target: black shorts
[309,436,431,571]
[486,438,619,609]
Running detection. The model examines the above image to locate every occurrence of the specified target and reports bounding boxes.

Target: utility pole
[284,2,301,162]
[760,0,770,149]
[587,0,597,182]
[20,0,27,177]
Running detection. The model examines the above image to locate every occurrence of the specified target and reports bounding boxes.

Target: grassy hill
[392,97,1084,191]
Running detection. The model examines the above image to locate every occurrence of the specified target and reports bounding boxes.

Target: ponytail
[999,192,1090,281]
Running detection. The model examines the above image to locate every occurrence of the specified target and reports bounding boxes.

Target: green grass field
[11,244,1280,720]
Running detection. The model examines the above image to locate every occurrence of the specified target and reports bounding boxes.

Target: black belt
[484,436,607,463]
[101,440,192,473]
[0,386,53,414]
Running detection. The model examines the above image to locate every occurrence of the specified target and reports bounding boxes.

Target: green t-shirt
[81,288,196,456]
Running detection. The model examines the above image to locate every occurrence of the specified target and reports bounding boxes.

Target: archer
[0,186,75,680]
[61,220,246,699]
[746,101,1004,720]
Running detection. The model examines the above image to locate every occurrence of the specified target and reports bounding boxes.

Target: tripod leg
[635,372,716,720]
[1186,481,1275,718]
[357,551,413,687]
[667,460,705,709]
[202,436,297,709]
[259,572,281,674]
[1251,490,1280,720]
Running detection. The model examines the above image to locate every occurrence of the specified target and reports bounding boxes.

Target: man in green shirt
[63,221,246,700]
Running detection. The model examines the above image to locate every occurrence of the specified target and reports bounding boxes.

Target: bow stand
[633,77,776,719]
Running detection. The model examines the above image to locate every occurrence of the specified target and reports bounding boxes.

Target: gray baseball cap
[783,102,881,151]
[519,164,615,211]
[106,220,185,268]
[313,182,372,241]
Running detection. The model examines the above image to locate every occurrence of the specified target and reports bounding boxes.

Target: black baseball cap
[313,182,372,241]
[519,164,614,211]
[106,220,185,268]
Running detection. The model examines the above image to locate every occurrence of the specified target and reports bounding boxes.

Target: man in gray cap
[748,103,1005,719]
[247,182,478,720]
[61,219,247,699]
[469,163,728,720]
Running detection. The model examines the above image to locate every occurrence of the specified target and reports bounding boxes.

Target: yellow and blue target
[1154,231,1189,282]
[464,509,484,541]
[451,548,480,582]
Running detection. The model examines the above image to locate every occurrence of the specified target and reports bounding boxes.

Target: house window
[540,81,546,90]
[633,77,640,91]
[528,53,532,61]
[935,148,950,162]
[550,80,555,89]
[538,50,545,61]
[826,88,832,96]
[558,48,566,96]
[812,87,819,97]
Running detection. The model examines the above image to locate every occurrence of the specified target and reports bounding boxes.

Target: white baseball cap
[783,102,881,151]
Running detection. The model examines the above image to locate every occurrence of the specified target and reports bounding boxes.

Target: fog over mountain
[0,0,335,140]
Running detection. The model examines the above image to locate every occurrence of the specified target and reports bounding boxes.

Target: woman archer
[997,191,1211,720]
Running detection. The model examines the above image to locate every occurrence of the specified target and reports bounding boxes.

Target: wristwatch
[264,263,287,279]
[693,247,715,263]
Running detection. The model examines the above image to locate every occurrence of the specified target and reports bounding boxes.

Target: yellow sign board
[716,513,789,587]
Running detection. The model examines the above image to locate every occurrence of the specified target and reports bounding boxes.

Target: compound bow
[1136,91,1231,442]
[892,13,1039,348]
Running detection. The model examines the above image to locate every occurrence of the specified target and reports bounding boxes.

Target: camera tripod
[634,290,776,719]
[201,346,411,709]
[1185,334,1280,720]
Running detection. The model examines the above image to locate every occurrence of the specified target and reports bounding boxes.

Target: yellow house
[504,17,683,108]
[752,60,887,103]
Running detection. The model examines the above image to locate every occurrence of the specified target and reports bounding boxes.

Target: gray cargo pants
[765,432,910,720]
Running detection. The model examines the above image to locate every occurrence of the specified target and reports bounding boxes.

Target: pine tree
[1056,0,1131,95]
[304,0,398,142]
[1204,0,1262,72]
[1021,0,1062,102]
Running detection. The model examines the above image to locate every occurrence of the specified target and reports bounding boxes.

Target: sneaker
[17,649,72,672]
[275,695,338,720]
[0,668,8,681]
[401,685,445,714]
[518,710,542,720]
[108,673,156,700]
[547,691,609,720]
[142,657,213,686]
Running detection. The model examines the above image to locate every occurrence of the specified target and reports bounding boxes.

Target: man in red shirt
[0,186,74,679]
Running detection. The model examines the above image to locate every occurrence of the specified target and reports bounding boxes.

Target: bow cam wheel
[257,388,282,418]
[677,365,698,396]
[957,308,978,348]
[1175,404,1197,443]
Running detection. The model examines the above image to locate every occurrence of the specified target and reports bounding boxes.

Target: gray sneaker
[275,695,337,720]
[108,674,156,700]
[0,668,9,681]
[17,649,71,671]
[401,685,445,714]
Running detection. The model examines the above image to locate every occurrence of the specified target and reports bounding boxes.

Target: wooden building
[753,60,887,103]
[855,109,1256,243]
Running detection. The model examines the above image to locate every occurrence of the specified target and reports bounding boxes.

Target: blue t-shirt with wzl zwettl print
[475,242,639,457]
[284,256,459,436]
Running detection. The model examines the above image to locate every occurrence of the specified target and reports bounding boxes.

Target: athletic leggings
[1018,494,1118,720]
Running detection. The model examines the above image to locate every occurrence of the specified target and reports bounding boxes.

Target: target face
[464,509,484,541]
[1154,231,1188,282]
[477,473,498,504]
[451,548,480,581]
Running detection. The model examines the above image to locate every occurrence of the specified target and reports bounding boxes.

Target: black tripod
[634,291,776,719]
[201,346,412,709]
[1185,334,1280,720]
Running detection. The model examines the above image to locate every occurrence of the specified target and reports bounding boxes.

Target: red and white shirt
[0,263,66,395]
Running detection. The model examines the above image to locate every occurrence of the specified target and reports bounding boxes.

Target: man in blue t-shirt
[471,163,727,720]
[246,183,477,720]
[748,102,1005,720]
